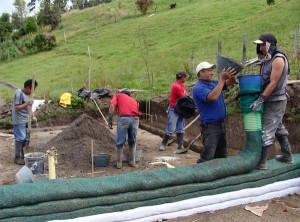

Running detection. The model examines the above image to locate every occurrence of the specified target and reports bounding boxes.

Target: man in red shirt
[159,71,188,151]
[107,89,140,169]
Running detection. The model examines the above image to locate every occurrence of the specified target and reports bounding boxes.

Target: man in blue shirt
[192,62,236,163]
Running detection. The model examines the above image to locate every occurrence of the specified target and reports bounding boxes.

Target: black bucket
[93,153,111,167]
[216,54,244,75]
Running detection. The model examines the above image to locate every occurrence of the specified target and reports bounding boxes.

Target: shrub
[135,0,154,15]
[266,0,275,5]
[23,17,38,34]
[34,33,56,51]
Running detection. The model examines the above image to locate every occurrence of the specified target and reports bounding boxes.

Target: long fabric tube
[0,94,299,221]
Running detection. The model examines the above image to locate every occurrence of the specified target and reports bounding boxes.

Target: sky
[0,0,16,15]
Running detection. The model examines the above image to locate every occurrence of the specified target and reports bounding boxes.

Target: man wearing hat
[159,71,188,151]
[192,62,236,163]
[251,32,293,170]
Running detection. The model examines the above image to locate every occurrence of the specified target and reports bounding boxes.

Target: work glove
[107,113,113,129]
[249,94,267,112]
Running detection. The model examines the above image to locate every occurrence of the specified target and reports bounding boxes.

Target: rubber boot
[275,135,294,164]
[115,146,123,169]
[128,143,137,167]
[256,145,271,170]
[14,141,25,165]
[177,133,184,150]
[159,134,171,151]
[22,140,30,150]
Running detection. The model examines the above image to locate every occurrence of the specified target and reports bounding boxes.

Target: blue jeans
[116,117,139,147]
[198,122,227,163]
[13,123,29,142]
[165,107,185,136]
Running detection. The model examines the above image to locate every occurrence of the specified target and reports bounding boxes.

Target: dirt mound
[37,114,116,177]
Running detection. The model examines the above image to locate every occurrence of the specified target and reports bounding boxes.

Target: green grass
[0,0,299,102]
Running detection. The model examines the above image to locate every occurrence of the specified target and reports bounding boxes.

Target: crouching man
[107,89,140,169]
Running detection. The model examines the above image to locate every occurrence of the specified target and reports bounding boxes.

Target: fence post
[217,41,222,79]
[242,34,247,66]
[191,50,195,74]
[293,25,299,60]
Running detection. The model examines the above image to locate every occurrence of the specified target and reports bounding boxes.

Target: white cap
[253,39,264,44]
[196,62,216,74]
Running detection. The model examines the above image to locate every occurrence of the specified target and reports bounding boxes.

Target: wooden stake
[91,140,94,178]
[28,74,35,136]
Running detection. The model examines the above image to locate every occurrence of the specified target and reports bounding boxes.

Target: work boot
[256,145,271,170]
[115,146,123,169]
[128,143,137,167]
[14,141,25,165]
[159,134,171,151]
[275,135,294,164]
[177,133,184,150]
[22,140,30,150]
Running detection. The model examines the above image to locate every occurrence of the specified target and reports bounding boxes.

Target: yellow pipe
[47,147,57,180]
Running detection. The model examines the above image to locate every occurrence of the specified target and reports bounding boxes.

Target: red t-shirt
[110,93,140,116]
[169,80,187,107]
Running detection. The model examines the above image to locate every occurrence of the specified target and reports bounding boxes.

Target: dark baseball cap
[253,32,277,45]
[176,71,189,78]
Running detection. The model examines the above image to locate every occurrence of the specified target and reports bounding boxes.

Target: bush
[23,17,38,34]
[135,0,154,15]
[34,33,56,51]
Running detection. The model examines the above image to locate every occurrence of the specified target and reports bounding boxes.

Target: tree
[13,0,27,24]
[0,13,13,42]
[22,16,38,34]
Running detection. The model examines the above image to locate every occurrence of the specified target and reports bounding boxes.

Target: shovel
[173,132,201,154]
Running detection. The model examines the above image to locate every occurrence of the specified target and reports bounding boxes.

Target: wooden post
[242,34,247,66]
[88,46,91,91]
[217,41,222,55]
[217,41,222,79]
[28,74,35,137]
[293,25,299,60]
[191,50,195,75]
[91,140,94,178]
[64,32,67,42]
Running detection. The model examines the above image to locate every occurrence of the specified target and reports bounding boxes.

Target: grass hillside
[0,0,299,102]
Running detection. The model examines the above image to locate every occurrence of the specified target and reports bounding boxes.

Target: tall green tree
[0,13,13,42]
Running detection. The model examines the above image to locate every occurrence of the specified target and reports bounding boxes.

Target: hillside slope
[0,0,299,101]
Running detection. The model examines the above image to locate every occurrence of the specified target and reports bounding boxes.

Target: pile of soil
[36,114,116,178]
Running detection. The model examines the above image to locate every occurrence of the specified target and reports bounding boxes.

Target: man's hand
[249,94,267,112]
[107,113,113,129]
[220,67,236,82]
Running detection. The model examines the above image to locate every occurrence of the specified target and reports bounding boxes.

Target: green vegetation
[0,0,299,103]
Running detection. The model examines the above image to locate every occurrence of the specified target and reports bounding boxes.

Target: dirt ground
[0,113,299,221]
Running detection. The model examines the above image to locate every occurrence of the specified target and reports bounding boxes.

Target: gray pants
[262,100,288,147]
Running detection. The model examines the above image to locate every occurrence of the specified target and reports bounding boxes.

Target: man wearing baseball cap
[251,32,293,170]
[192,62,236,163]
[159,71,188,151]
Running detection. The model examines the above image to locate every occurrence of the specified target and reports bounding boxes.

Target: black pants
[198,122,227,163]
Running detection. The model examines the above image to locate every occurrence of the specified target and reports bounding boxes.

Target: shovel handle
[92,99,109,126]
